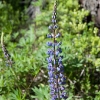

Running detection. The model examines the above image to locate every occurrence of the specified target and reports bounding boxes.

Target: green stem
[1,32,4,45]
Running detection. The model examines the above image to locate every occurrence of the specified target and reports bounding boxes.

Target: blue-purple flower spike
[47,1,68,100]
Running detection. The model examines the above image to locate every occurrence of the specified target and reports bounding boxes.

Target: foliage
[31,84,50,100]
[0,0,27,33]
[0,0,100,100]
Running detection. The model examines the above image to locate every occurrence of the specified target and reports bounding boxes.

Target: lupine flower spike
[1,32,13,67]
[47,1,68,100]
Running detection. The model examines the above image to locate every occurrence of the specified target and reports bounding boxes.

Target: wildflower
[1,32,13,67]
[47,1,67,100]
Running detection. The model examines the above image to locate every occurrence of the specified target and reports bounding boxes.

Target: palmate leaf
[8,89,26,100]
[31,84,50,100]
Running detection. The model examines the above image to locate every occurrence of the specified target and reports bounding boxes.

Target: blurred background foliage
[0,0,100,100]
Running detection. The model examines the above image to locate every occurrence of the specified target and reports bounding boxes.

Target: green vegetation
[0,0,100,100]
